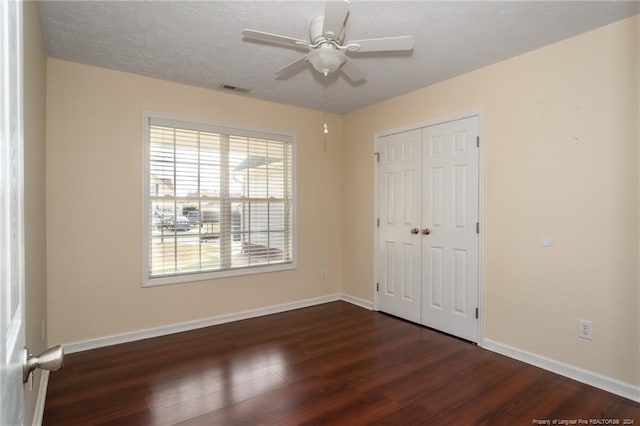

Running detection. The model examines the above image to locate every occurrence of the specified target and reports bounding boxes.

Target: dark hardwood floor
[44,301,640,425]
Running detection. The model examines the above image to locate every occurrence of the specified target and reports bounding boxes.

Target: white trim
[341,294,373,310]
[64,294,341,354]
[147,112,296,142]
[481,339,640,403]
[141,110,298,288]
[31,370,49,426]
[372,146,380,311]
[476,108,486,344]
[49,297,640,404]
[144,263,297,287]
[64,294,374,355]
[373,109,484,140]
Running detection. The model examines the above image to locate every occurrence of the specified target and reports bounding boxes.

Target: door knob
[22,345,64,383]
[421,228,431,235]
[410,228,419,234]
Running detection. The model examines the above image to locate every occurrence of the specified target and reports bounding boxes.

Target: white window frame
[142,111,297,287]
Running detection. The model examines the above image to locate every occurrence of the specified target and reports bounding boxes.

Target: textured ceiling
[38,1,639,114]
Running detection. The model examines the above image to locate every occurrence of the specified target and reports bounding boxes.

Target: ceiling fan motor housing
[310,15,345,44]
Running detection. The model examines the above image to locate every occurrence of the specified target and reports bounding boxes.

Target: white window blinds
[144,115,295,284]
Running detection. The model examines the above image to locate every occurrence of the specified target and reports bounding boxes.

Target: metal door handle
[23,345,64,383]
[410,228,419,234]
[421,228,431,235]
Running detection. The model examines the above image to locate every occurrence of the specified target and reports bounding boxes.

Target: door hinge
[376,282,379,292]
[475,307,479,319]
[374,152,380,163]
[377,218,380,227]
[476,136,480,148]
[476,222,480,234]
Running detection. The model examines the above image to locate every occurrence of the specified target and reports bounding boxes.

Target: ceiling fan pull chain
[323,72,329,135]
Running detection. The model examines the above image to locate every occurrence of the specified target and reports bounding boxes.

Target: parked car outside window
[161,215,191,231]
[186,211,201,226]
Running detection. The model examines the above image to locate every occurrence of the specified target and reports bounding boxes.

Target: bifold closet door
[376,116,480,342]
[422,117,480,342]
[376,129,422,324]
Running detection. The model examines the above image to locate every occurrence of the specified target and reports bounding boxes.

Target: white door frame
[373,109,486,344]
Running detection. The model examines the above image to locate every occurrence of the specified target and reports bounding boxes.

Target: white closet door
[376,129,422,323]
[421,116,480,342]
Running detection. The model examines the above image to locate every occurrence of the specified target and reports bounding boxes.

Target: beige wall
[45,15,638,392]
[23,1,48,424]
[46,59,343,345]
[342,16,639,386]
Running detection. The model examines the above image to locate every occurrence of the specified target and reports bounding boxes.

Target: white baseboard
[341,293,373,310]
[481,339,640,402]
[64,294,346,354]
[45,300,640,409]
[32,370,49,426]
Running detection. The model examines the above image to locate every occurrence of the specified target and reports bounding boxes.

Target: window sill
[142,261,297,287]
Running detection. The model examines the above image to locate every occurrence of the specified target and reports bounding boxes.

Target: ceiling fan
[242,0,415,82]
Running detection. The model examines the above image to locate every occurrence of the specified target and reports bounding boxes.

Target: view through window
[144,115,295,284]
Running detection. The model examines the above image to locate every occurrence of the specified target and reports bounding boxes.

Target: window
[143,113,295,286]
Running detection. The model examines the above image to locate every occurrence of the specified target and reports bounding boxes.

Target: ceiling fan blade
[276,56,309,78]
[242,29,310,48]
[347,36,415,53]
[340,59,366,82]
[322,0,350,41]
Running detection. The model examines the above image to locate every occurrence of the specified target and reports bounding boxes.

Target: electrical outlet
[320,268,327,281]
[578,319,592,340]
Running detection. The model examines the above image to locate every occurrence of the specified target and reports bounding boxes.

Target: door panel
[377,129,422,323]
[430,167,444,227]
[1,0,26,424]
[429,247,444,308]
[422,117,479,342]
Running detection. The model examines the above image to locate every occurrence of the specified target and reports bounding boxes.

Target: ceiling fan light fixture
[307,47,346,74]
